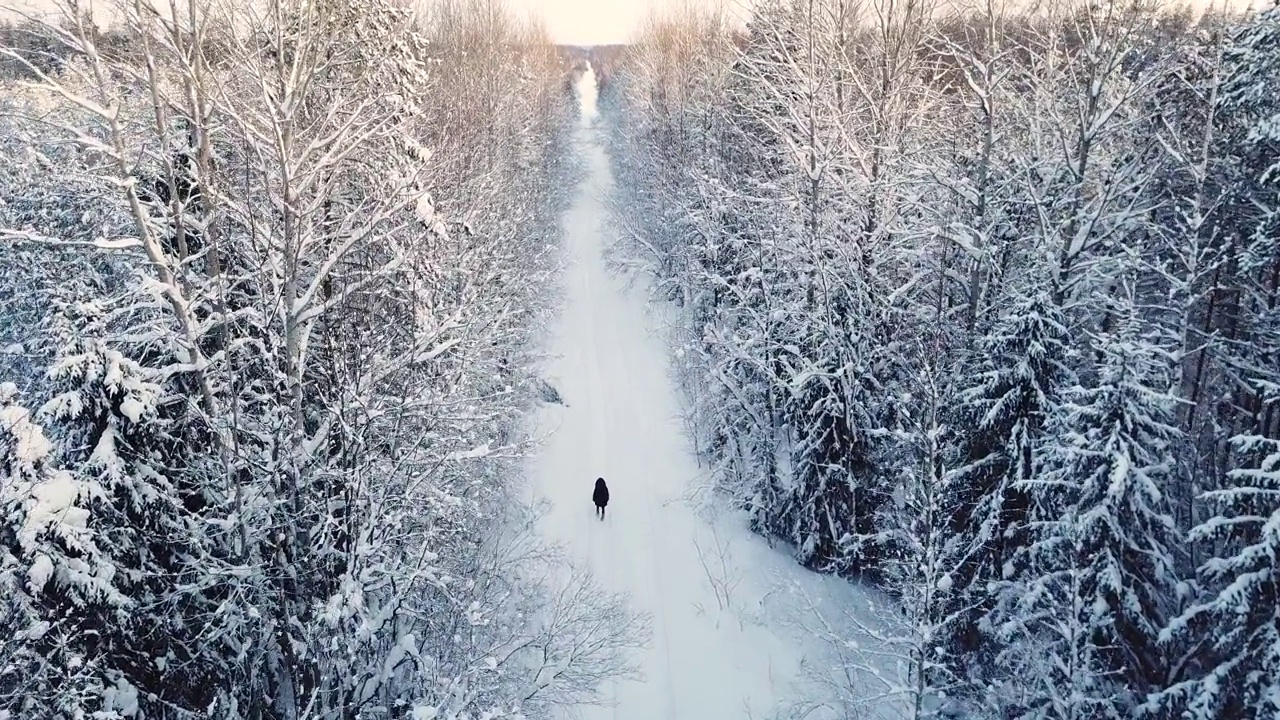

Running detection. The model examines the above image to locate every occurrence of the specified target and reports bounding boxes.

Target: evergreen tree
[784,332,879,574]
[0,382,100,717]
[1001,292,1180,719]
[13,302,228,717]
[1154,7,1280,718]
[943,290,1071,671]
[1160,431,1280,719]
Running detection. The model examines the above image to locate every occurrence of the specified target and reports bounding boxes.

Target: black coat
[592,479,609,507]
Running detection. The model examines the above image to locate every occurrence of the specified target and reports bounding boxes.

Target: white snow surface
[0,404,52,465]
[527,66,889,720]
[576,67,598,127]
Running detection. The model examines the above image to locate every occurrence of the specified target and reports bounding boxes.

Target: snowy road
[527,67,878,720]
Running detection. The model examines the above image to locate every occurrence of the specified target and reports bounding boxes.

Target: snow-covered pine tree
[778,337,968,720]
[941,290,1072,682]
[1153,6,1280,718]
[0,382,101,717]
[0,37,238,706]
[38,300,227,718]
[0,293,228,720]
[998,285,1180,720]
[1159,430,1280,719]
[784,331,880,574]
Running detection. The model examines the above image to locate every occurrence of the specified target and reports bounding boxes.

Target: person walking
[592,477,609,520]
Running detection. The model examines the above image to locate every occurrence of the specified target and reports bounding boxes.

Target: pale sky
[504,0,1253,45]
[506,0,743,45]
[5,0,1256,46]
[4,0,737,44]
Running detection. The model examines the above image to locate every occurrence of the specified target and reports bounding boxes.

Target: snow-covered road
[526,66,879,720]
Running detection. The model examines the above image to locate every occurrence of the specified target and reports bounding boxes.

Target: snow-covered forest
[0,1,654,718]
[3,0,1279,717]
[601,0,1280,718]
